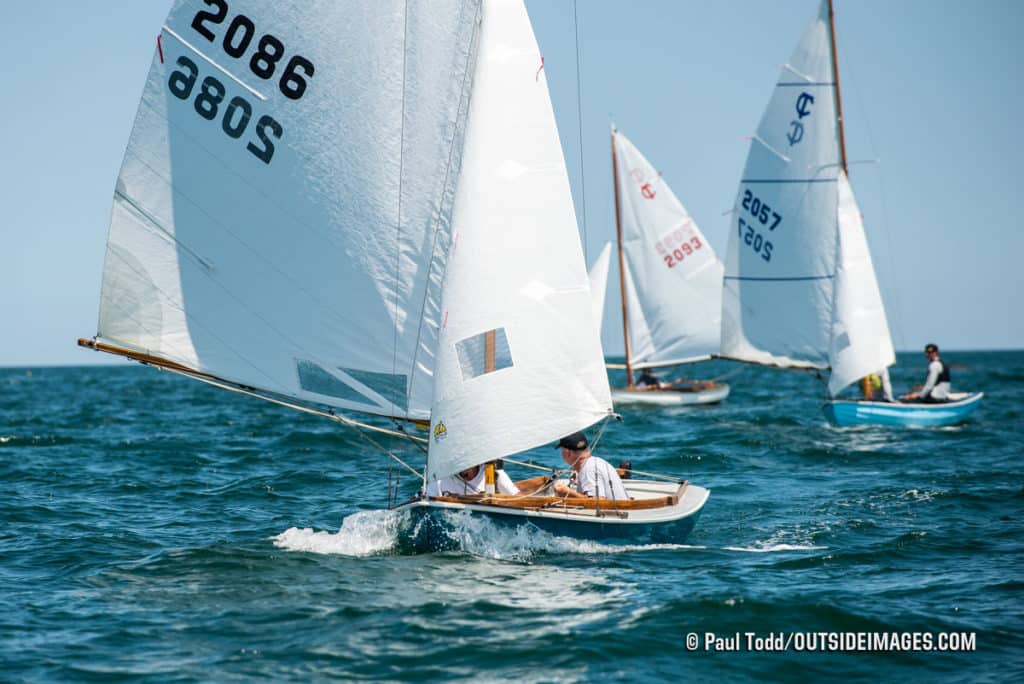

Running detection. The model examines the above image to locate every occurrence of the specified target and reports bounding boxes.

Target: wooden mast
[828,0,872,399]
[610,128,634,387]
[827,0,849,177]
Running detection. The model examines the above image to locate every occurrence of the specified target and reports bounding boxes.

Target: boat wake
[271,509,406,557]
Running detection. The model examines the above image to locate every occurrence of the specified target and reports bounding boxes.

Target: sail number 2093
[169,56,282,164]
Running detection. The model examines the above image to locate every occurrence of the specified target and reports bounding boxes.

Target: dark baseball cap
[556,431,588,451]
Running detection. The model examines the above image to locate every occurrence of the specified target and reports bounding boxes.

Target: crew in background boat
[636,368,664,389]
[902,343,951,403]
[426,463,520,497]
[553,432,629,501]
[865,368,895,402]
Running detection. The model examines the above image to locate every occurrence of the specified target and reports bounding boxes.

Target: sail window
[339,368,408,413]
[296,360,366,402]
[456,328,513,380]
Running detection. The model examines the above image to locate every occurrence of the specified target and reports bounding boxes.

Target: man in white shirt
[552,431,629,501]
[902,343,951,403]
[426,463,520,497]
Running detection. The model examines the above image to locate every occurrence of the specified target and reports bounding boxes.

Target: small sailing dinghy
[598,128,729,406]
[720,0,980,428]
[80,0,708,548]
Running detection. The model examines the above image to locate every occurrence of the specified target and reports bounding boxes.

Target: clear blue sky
[2,0,1021,368]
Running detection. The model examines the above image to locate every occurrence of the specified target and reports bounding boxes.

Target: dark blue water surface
[2,351,1021,682]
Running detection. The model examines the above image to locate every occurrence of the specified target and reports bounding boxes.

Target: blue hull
[394,502,703,553]
[824,392,984,427]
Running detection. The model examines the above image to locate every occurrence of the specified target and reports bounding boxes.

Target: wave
[722,542,827,553]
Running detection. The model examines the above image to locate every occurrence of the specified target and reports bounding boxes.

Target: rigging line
[572,0,588,255]
[154,363,426,478]
[587,413,615,454]
[835,30,905,351]
[406,0,483,417]
[391,0,410,419]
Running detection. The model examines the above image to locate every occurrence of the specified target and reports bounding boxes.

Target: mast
[610,128,634,387]
[827,0,848,176]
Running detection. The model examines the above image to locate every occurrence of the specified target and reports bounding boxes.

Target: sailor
[426,462,519,497]
[866,368,895,402]
[902,343,951,403]
[636,368,664,389]
[552,432,628,501]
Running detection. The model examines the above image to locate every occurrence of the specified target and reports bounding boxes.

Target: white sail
[828,171,895,396]
[721,0,839,369]
[426,0,612,481]
[97,0,482,420]
[587,242,612,329]
[721,0,895,394]
[614,130,723,369]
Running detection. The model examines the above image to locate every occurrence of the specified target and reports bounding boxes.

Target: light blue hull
[824,392,984,427]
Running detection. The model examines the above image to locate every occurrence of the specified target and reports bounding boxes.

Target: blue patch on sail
[296,361,366,402]
[834,332,851,352]
[456,328,513,380]
[340,368,408,413]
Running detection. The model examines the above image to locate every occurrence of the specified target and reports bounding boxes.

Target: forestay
[613,130,723,369]
[97,0,481,421]
[426,0,612,481]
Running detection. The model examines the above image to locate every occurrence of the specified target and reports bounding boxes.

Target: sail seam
[741,178,837,184]
[724,275,835,281]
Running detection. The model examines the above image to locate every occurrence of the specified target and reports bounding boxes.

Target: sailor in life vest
[902,343,951,403]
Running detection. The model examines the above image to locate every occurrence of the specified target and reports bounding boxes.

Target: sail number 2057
[738,190,781,262]
[738,218,773,262]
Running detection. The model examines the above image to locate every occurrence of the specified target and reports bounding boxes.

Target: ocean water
[2,351,1021,682]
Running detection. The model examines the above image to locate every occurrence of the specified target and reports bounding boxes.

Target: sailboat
[79,0,708,547]
[720,0,982,427]
[599,128,730,406]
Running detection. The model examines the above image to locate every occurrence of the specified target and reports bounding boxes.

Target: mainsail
[720,0,893,396]
[99,0,482,421]
[612,130,723,370]
[92,0,611,481]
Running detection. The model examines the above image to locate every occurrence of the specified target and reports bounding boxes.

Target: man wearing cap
[553,432,629,501]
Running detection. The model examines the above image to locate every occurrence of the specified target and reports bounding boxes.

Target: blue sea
[2,351,1021,682]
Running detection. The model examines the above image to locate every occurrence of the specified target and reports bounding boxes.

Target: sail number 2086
[168,56,282,164]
